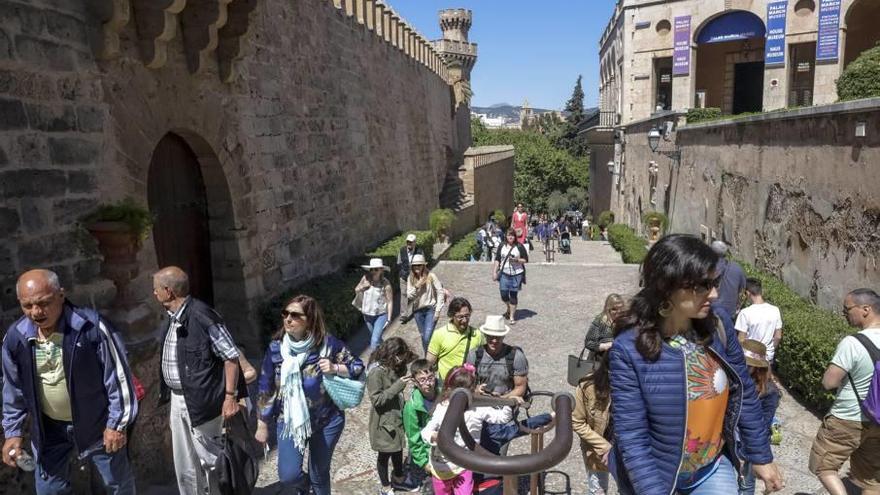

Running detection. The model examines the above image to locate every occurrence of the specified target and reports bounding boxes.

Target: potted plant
[429,208,456,243]
[642,211,669,242]
[83,198,153,306]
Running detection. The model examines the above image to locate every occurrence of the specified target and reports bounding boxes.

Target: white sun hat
[411,254,428,266]
[361,258,390,271]
[479,315,510,337]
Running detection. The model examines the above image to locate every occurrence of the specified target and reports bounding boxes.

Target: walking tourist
[398,234,425,324]
[609,235,784,494]
[367,337,420,494]
[153,266,245,495]
[493,228,528,325]
[466,315,552,455]
[581,216,591,241]
[407,254,446,352]
[584,293,625,358]
[420,365,513,495]
[511,203,529,245]
[738,340,780,495]
[710,240,747,316]
[403,359,440,492]
[254,294,365,495]
[735,278,783,363]
[2,269,138,494]
[809,288,880,495]
[356,258,394,351]
[426,297,483,380]
[572,353,613,495]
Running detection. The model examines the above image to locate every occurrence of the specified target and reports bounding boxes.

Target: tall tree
[556,75,589,157]
[564,75,585,126]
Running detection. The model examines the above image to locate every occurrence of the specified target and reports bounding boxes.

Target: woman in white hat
[355,258,394,350]
[407,254,445,352]
[739,339,780,495]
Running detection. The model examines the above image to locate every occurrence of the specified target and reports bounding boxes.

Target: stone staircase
[439,165,474,211]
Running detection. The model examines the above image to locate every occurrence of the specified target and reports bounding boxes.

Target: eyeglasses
[415,374,436,384]
[281,310,306,320]
[453,313,471,320]
[692,276,722,297]
[842,304,863,315]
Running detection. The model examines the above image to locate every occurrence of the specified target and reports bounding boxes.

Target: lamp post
[647,125,680,159]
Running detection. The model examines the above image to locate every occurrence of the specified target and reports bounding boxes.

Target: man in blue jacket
[2,269,138,494]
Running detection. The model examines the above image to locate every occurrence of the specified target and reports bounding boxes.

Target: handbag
[567,346,597,387]
[320,345,365,410]
[218,411,259,495]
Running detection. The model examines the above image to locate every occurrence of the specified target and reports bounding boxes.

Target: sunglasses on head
[281,309,306,320]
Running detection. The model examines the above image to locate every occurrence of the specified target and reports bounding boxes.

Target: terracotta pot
[86,221,142,307]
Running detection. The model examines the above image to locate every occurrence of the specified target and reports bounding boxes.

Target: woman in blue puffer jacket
[609,235,785,495]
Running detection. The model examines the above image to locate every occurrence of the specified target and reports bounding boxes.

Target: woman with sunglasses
[609,235,784,495]
[254,295,365,495]
[355,258,395,351]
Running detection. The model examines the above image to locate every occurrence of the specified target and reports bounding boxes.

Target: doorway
[733,61,764,114]
[789,42,816,107]
[653,57,673,111]
[147,133,215,305]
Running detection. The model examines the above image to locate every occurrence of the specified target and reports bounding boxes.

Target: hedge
[740,261,851,412]
[686,107,722,124]
[366,230,435,281]
[607,224,648,264]
[446,229,481,261]
[597,210,615,228]
[837,45,880,101]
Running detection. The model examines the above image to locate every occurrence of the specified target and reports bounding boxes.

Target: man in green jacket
[403,359,438,492]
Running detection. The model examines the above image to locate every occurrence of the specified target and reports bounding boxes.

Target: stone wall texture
[0,0,470,487]
[608,100,880,311]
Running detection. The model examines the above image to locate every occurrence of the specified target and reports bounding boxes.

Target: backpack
[847,333,880,424]
[474,345,532,403]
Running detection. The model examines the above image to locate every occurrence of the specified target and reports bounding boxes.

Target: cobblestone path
[246,239,828,495]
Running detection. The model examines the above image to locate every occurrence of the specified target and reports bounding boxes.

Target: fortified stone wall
[611,100,880,311]
[0,0,467,487]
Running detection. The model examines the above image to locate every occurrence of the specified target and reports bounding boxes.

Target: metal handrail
[435,389,574,476]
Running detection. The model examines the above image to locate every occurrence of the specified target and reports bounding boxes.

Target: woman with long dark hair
[609,235,784,494]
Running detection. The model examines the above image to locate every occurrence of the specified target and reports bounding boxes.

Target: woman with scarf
[254,295,365,495]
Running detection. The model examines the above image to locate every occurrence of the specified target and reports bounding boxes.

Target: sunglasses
[691,276,722,296]
[281,310,306,320]
[842,304,863,315]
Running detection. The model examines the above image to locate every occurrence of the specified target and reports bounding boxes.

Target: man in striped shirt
[2,269,138,494]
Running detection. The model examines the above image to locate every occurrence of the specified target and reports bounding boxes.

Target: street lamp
[607,161,616,174]
[648,127,662,153]
[647,125,680,159]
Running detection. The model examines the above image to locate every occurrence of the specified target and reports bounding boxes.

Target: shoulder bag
[320,344,365,410]
[567,345,597,387]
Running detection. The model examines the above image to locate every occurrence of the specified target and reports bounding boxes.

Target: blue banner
[765,0,788,66]
[816,0,841,61]
[696,11,765,44]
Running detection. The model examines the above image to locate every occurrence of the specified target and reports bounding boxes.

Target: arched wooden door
[147,133,215,305]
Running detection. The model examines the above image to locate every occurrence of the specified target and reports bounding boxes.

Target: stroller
[559,231,571,254]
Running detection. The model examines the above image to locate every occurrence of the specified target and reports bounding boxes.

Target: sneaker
[378,488,395,495]
[391,474,421,492]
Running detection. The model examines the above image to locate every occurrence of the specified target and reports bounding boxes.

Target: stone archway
[844,0,880,68]
[693,10,767,114]
[146,131,253,349]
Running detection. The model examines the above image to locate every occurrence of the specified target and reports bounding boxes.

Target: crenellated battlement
[329,0,452,83]
[439,8,472,42]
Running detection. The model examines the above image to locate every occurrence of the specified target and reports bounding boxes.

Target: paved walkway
[245,239,830,495]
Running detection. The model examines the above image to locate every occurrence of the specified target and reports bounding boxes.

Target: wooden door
[147,133,215,305]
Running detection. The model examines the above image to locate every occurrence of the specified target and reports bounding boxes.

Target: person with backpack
[809,288,880,495]
[465,315,552,455]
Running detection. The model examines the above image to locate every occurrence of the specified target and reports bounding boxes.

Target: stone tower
[435,9,477,106]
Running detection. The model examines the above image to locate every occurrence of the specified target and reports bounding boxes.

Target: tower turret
[439,8,472,42]
[434,8,477,107]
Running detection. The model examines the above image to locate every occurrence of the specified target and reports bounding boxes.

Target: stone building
[0,0,512,487]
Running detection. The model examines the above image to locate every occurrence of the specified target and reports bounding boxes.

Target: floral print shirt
[257,334,364,427]
[667,334,730,488]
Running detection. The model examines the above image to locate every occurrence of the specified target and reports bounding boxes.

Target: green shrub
[837,45,880,101]
[740,262,851,412]
[446,229,482,261]
[597,210,615,228]
[366,231,434,280]
[429,209,456,238]
[642,211,669,233]
[607,224,648,264]
[686,107,723,124]
[84,197,154,241]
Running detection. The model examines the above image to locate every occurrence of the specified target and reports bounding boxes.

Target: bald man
[2,269,137,494]
[153,266,245,495]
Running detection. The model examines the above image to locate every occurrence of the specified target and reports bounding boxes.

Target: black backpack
[475,345,532,403]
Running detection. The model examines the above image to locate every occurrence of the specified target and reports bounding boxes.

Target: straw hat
[411,254,428,266]
[479,315,510,337]
[361,258,390,271]
[742,339,769,368]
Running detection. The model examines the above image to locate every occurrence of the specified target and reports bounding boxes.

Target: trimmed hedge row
[740,261,851,412]
[259,231,433,344]
[446,229,481,261]
[607,224,648,264]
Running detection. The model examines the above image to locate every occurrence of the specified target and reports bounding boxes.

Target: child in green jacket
[403,359,439,492]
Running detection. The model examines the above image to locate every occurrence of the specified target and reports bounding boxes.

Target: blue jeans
[277,413,345,495]
[364,313,389,350]
[35,416,135,495]
[678,455,739,494]
[480,413,553,455]
[413,307,436,351]
[738,461,756,495]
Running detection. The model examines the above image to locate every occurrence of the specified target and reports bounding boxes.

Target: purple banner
[673,15,691,76]
[816,0,841,61]
[764,0,788,65]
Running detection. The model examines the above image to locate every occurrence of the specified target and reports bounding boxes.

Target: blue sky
[390,0,619,110]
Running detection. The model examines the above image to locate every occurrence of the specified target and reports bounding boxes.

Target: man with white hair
[2,269,138,494]
[711,240,747,315]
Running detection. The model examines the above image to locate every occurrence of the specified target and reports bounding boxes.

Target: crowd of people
[2,214,879,495]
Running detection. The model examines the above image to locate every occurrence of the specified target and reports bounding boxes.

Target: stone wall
[449,145,514,241]
[0,0,469,487]
[609,99,880,310]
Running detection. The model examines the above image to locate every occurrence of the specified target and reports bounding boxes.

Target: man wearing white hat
[397,233,424,324]
[466,315,552,455]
